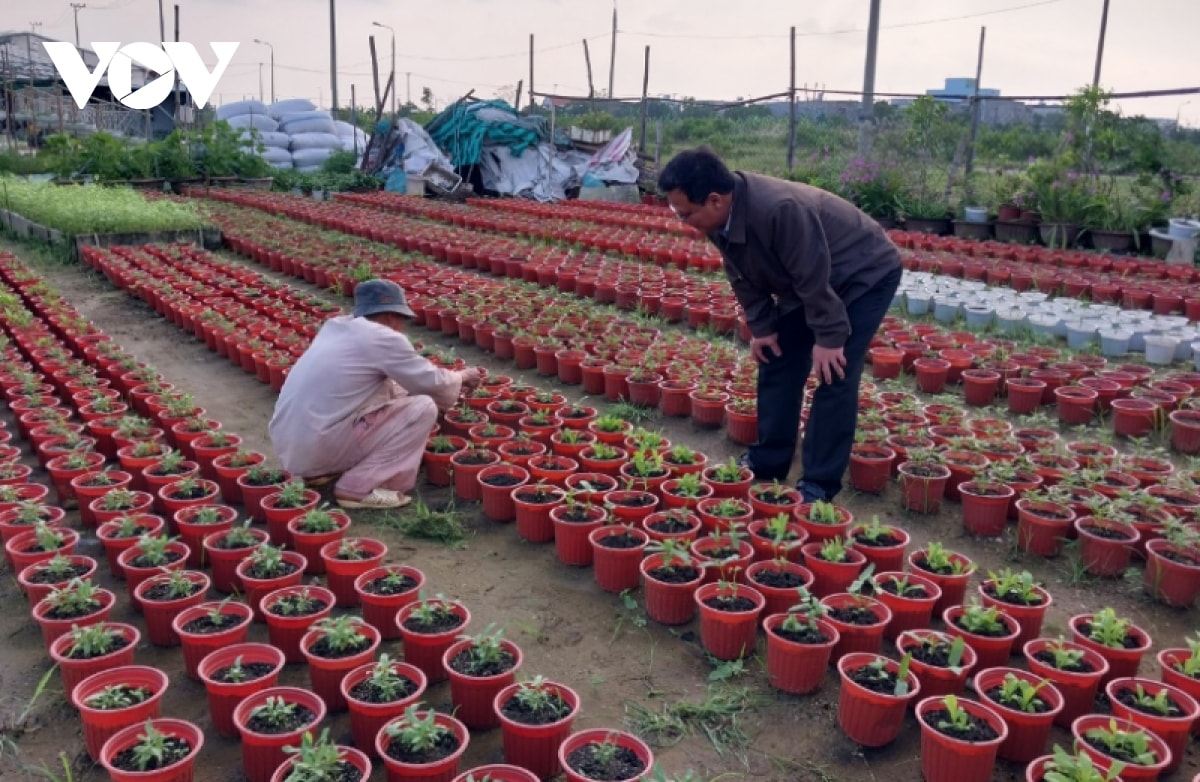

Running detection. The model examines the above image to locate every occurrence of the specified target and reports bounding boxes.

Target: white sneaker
[335,488,412,510]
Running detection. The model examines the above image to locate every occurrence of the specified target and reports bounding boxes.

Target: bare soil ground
[0,236,1196,782]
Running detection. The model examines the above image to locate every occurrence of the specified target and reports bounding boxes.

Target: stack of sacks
[215,99,291,168]
[270,100,344,172]
[333,120,370,156]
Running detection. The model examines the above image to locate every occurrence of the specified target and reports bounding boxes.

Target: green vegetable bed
[0,177,207,235]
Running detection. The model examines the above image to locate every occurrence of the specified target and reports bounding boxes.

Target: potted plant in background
[1071,715,1171,782]
[763,590,840,695]
[173,597,253,680]
[300,615,381,713]
[494,676,580,781]
[943,601,1020,670]
[836,652,921,747]
[72,665,168,762]
[233,686,328,782]
[1024,638,1111,728]
[1069,608,1152,686]
[558,728,653,782]
[974,668,1064,763]
[443,625,524,730]
[98,718,204,782]
[397,595,471,685]
[341,654,427,756]
[896,630,976,699]
[50,622,140,693]
[915,694,1007,782]
[377,704,470,782]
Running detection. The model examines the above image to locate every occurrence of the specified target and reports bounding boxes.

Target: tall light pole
[69,3,85,51]
[253,38,274,104]
[372,21,395,116]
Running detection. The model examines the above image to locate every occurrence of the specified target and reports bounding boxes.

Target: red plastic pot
[550,502,605,565]
[909,548,977,618]
[1071,714,1171,782]
[50,622,140,694]
[260,486,320,546]
[377,710,470,782]
[235,550,307,621]
[764,614,839,695]
[1015,499,1076,558]
[199,642,287,738]
[202,525,269,593]
[820,592,892,660]
[478,463,531,523]
[1158,648,1200,738]
[836,652,922,747]
[898,462,952,514]
[640,552,704,626]
[271,746,373,782]
[494,681,579,780]
[801,541,866,598]
[978,580,1052,649]
[234,685,327,782]
[1069,613,1152,687]
[172,599,253,680]
[18,554,98,607]
[355,564,426,641]
[1143,539,1200,607]
[116,539,190,600]
[4,525,80,572]
[589,525,649,593]
[695,582,765,661]
[286,509,351,576]
[745,559,815,619]
[33,585,116,649]
[261,585,336,664]
[396,598,472,685]
[452,766,538,782]
[99,717,203,782]
[850,524,909,574]
[444,637,524,730]
[958,482,1016,537]
[558,728,653,782]
[942,605,1020,670]
[1074,517,1140,578]
[916,695,1007,782]
[320,536,386,607]
[133,569,211,647]
[896,629,978,699]
[1023,638,1111,728]
[341,659,427,756]
[1106,676,1198,773]
[173,503,237,568]
[72,665,167,762]
[300,620,382,713]
[874,571,941,641]
[975,667,1064,763]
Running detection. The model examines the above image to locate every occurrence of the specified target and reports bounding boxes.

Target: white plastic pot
[1099,330,1132,357]
[1144,335,1180,365]
[964,207,989,224]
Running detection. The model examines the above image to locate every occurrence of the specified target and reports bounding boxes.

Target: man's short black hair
[658,146,735,205]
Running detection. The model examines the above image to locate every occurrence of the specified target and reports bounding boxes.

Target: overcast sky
[4,0,1198,125]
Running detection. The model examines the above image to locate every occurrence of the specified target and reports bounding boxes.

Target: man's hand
[750,333,782,364]
[813,345,846,384]
[459,367,484,391]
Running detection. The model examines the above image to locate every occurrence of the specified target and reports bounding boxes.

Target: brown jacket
[709,172,902,348]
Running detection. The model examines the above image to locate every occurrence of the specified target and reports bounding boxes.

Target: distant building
[926,77,1001,102]
[0,30,190,138]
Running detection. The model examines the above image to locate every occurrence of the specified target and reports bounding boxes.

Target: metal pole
[70,4,85,51]
[1092,0,1111,86]
[390,33,395,115]
[963,27,987,197]
[857,0,882,157]
[329,0,338,111]
[258,63,263,102]
[406,72,411,107]
[638,45,649,153]
[787,25,796,172]
[583,39,595,108]
[608,1,617,100]
[174,5,182,124]
[270,48,275,104]
[528,34,534,111]
[158,0,165,43]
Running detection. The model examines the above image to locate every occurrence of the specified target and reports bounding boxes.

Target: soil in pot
[245,702,318,734]
[922,706,1000,742]
[108,733,193,773]
[213,660,278,684]
[564,742,647,780]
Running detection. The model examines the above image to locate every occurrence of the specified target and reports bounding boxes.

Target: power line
[392,32,610,63]
[620,0,1068,41]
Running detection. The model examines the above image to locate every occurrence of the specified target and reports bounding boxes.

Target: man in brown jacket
[658,147,902,502]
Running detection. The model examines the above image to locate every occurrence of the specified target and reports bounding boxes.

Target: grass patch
[376,495,468,548]
[606,400,655,425]
[625,685,762,756]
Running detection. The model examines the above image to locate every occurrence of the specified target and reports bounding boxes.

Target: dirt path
[0,236,1197,782]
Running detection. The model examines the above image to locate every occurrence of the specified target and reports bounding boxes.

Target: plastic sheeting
[225,113,279,132]
[396,118,454,176]
[269,99,317,118]
[216,100,268,120]
[289,132,343,151]
[239,130,290,149]
[291,148,335,168]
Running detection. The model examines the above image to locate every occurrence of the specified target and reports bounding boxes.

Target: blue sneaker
[797,480,826,504]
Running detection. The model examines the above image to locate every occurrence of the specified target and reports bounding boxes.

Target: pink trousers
[328,396,438,501]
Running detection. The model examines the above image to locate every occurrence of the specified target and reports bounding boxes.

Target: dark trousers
[750,266,902,496]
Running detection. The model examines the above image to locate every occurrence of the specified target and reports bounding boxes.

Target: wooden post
[514,79,523,112]
[369,36,381,116]
[528,34,535,111]
[857,0,882,156]
[583,39,595,108]
[787,25,797,172]
[350,83,357,155]
[56,90,64,133]
[638,45,650,153]
[1,50,14,145]
[962,26,987,199]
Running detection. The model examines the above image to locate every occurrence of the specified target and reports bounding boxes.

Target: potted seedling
[978,568,1052,648]
[1026,744,1126,782]
[1072,716,1170,782]
[99,718,204,782]
[261,479,320,546]
[319,536,386,607]
[236,543,306,621]
[300,615,381,713]
[173,596,254,679]
[271,727,371,782]
[133,568,211,647]
[796,498,854,542]
[836,652,921,747]
[354,564,425,640]
[398,595,472,684]
[944,600,1020,670]
[915,694,1007,782]
[233,687,327,782]
[494,676,580,779]
[341,653,427,752]
[18,551,97,607]
[558,728,653,782]
[33,577,115,649]
[909,542,977,616]
[763,590,840,695]
[1069,608,1152,687]
[801,537,867,598]
[975,669,1064,763]
[897,630,976,699]
[1104,677,1199,773]
[287,504,351,575]
[377,704,470,781]
[694,579,765,661]
[640,539,705,626]
[443,625,523,729]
